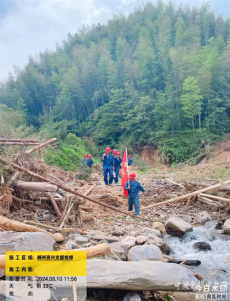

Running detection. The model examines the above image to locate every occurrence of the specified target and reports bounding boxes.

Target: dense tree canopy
[0,1,230,162]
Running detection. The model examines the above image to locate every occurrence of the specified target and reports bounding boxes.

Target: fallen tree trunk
[24,220,86,234]
[33,197,66,201]
[218,186,230,191]
[48,192,62,217]
[0,139,39,143]
[14,181,58,192]
[0,142,39,146]
[0,215,64,242]
[25,138,57,155]
[0,156,153,222]
[0,243,110,269]
[141,179,230,210]
[199,193,230,204]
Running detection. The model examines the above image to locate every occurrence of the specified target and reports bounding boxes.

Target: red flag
[121,148,129,197]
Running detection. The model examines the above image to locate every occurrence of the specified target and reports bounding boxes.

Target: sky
[0,0,229,80]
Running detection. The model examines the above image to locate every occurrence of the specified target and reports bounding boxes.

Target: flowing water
[163,221,230,285]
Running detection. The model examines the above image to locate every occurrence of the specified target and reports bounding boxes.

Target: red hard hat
[113,149,117,154]
[128,155,132,158]
[89,154,92,158]
[129,173,136,178]
[117,152,121,155]
[106,147,111,152]
[83,154,87,158]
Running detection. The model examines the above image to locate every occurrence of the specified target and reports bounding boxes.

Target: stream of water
[163,221,230,286]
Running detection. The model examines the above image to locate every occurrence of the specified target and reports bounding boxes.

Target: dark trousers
[128,196,140,215]
[103,168,113,185]
[114,167,120,183]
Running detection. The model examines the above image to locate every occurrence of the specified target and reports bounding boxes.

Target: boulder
[0,232,55,253]
[136,235,148,245]
[74,236,89,245]
[128,245,164,262]
[85,259,197,291]
[146,234,166,252]
[123,293,142,301]
[0,232,56,277]
[193,242,211,251]
[152,222,166,234]
[121,236,136,249]
[223,219,230,234]
[139,227,161,237]
[107,242,127,261]
[195,211,211,224]
[165,217,193,237]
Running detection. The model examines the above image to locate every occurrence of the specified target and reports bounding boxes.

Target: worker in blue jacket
[87,154,94,168]
[101,147,114,185]
[125,173,146,215]
[113,150,122,184]
[128,155,133,166]
[82,154,88,165]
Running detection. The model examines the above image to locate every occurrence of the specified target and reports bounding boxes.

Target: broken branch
[25,138,57,155]
[48,192,62,217]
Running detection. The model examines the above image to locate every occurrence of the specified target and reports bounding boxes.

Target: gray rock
[65,240,77,250]
[223,219,230,234]
[165,217,193,237]
[145,234,166,252]
[136,235,148,245]
[85,259,197,291]
[139,227,161,237]
[112,229,125,236]
[121,236,136,249]
[74,236,88,245]
[196,211,211,224]
[128,245,164,262]
[193,241,211,251]
[182,215,193,223]
[0,232,55,279]
[108,242,127,261]
[87,230,105,237]
[0,232,55,253]
[152,222,166,234]
[123,293,142,301]
[92,235,119,243]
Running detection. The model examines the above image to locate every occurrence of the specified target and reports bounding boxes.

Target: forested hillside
[0,1,230,163]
